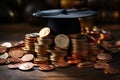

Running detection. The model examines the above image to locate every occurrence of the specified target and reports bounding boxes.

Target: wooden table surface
[0,23,120,80]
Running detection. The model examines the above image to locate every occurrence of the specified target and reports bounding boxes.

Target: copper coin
[18,62,34,70]
[97,53,112,61]
[21,54,34,62]
[0,58,7,64]
[12,41,24,48]
[54,62,69,68]
[8,57,21,63]
[94,62,110,69]
[77,61,94,68]
[1,42,12,48]
[9,48,24,58]
[39,64,54,71]
[104,67,120,74]
[0,46,7,54]
[8,63,20,69]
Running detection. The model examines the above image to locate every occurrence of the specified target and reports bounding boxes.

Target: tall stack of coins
[71,37,89,60]
[34,27,52,64]
[24,33,39,54]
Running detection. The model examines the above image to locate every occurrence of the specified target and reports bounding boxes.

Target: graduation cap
[33,9,96,35]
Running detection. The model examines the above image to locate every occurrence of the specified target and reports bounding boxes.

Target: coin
[77,61,94,68]
[9,48,24,58]
[0,52,9,59]
[8,57,21,63]
[54,34,70,49]
[39,27,50,38]
[54,62,69,68]
[39,64,54,71]
[97,53,112,61]
[104,67,120,74]
[0,58,7,64]
[94,62,110,69]
[12,41,24,48]
[18,62,34,70]
[1,42,12,48]
[8,63,20,69]
[21,54,34,62]
[0,46,7,54]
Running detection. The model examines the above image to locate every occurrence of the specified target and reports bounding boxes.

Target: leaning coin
[0,58,7,64]
[0,52,9,59]
[39,64,54,71]
[18,62,34,71]
[94,62,110,69]
[39,27,50,38]
[8,63,20,69]
[9,48,24,58]
[1,42,12,48]
[54,34,70,49]
[0,46,7,54]
[21,54,34,62]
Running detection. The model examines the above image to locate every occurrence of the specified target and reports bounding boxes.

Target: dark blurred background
[0,0,120,25]
[0,0,120,41]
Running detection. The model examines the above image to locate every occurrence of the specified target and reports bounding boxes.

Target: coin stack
[24,33,39,54]
[88,42,99,56]
[71,37,89,60]
[47,50,67,64]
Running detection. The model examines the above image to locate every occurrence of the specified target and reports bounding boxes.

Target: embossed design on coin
[39,27,50,38]
[54,34,69,49]
[21,54,34,62]
[18,62,34,70]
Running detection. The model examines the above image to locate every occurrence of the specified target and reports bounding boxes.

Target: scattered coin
[0,46,7,54]
[1,42,12,48]
[39,64,54,71]
[0,58,7,64]
[104,66,120,75]
[18,62,34,70]
[8,63,20,69]
[54,62,69,68]
[0,52,9,59]
[39,27,50,38]
[8,57,21,63]
[94,62,110,69]
[77,61,94,68]
[21,54,34,62]
[54,34,70,49]
[97,53,112,61]
[9,48,24,58]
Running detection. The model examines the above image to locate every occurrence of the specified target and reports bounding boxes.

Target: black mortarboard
[33,9,96,35]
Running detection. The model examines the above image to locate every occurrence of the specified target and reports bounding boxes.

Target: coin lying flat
[21,54,34,62]
[0,58,7,64]
[0,46,7,54]
[8,57,21,63]
[18,62,34,70]
[9,48,24,58]
[1,42,12,48]
[8,63,20,69]
[97,53,112,61]
[39,64,54,71]
[39,27,50,38]
[94,62,110,69]
[104,67,120,74]
[0,52,9,59]
[77,61,94,68]
[54,62,69,68]
[54,34,70,49]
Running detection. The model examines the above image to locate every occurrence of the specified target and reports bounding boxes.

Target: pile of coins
[0,27,120,74]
